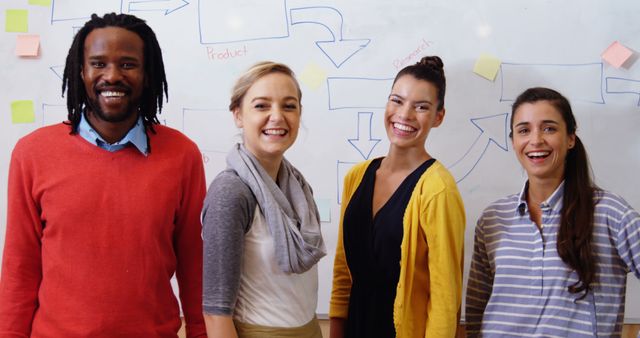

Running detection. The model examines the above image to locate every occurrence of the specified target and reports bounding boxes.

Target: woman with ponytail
[330,56,466,338]
[465,87,640,337]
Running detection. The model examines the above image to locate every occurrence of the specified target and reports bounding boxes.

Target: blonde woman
[202,61,325,338]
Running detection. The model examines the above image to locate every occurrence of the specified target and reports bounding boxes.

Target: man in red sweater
[0,13,206,337]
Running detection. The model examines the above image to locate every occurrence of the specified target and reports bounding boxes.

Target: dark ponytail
[510,87,597,299]
[393,56,446,110]
[557,136,595,298]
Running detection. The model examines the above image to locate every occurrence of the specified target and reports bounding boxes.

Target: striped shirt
[466,181,640,337]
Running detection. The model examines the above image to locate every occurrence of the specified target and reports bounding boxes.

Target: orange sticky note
[601,41,633,68]
[11,100,36,124]
[473,53,501,81]
[16,34,40,56]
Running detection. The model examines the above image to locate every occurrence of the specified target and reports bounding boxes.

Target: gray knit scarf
[226,143,326,274]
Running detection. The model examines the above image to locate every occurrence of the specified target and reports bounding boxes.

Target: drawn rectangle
[327,77,392,110]
[500,63,604,104]
[198,0,288,44]
[51,0,122,22]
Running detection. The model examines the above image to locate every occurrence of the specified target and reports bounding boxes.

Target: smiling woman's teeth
[393,122,415,132]
[264,129,286,135]
[527,151,550,158]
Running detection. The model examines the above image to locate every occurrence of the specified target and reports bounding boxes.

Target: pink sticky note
[601,41,633,68]
[16,34,40,56]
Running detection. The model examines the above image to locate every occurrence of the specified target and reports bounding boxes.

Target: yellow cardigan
[330,159,465,338]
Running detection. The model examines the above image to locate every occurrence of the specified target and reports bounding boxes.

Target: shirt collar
[516,180,565,216]
[78,112,148,156]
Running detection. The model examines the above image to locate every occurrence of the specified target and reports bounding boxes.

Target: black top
[343,157,435,338]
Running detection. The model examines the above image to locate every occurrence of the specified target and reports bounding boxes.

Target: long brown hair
[510,87,597,299]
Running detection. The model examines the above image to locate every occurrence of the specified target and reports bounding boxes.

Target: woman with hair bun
[330,56,466,338]
[465,87,640,337]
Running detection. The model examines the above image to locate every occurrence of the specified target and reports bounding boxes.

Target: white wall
[1,0,639,321]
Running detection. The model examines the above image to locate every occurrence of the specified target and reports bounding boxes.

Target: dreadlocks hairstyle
[62,12,168,133]
[510,87,598,300]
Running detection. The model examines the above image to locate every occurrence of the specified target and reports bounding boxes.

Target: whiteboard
[1,0,639,322]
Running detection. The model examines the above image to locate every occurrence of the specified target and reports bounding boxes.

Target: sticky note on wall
[16,34,40,56]
[473,53,502,81]
[300,63,328,91]
[28,0,52,6]
[6,9,28,32]
[601,41,633,68]
[11,100,36,124]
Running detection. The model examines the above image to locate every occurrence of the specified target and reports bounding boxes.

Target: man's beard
[85,95,140,123]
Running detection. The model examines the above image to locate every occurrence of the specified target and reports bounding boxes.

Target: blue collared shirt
[78,113,148,155]
[466,180,640,337]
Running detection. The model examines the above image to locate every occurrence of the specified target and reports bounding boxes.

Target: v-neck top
[342,157,435,338]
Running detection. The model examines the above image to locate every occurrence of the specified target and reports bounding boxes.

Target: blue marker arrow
[290,6,370,68]
[128,0,189,15]
[348,112,381,160]
[606,77,640,106]
[448,113,509,183]
[50,65,64,80]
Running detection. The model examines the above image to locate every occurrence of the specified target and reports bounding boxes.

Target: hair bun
[417,56,444,71]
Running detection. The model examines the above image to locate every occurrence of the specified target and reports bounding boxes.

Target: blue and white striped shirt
[466,181,640,337]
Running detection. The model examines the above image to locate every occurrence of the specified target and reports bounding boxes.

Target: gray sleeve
[202,170,256,315]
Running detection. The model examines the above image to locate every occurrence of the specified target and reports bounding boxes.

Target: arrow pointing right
[606,77,640,106]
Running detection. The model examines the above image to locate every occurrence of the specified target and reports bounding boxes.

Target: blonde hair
[229,61,302,112]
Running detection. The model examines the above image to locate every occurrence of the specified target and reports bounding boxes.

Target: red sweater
[0,123,206,337]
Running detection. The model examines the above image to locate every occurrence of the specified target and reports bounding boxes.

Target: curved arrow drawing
[447,113,509,183]
[348,112,381,160]
[606,77,640,106]
[128,0,189,15]
[290,6,370,68]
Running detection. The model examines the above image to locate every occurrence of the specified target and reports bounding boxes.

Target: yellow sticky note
[6,9,28,33]
[11,100,36,124]
[16,35,40,56]
[601,41,633,68]
[473,53,501,81]
[28,0,52,6]
[299,62,327,91]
